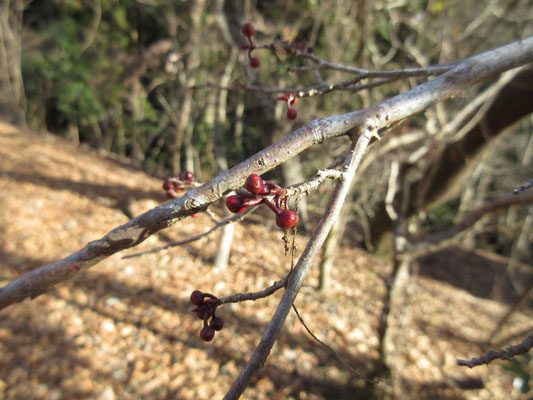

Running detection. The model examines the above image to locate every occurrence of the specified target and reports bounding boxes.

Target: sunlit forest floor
[0,120,531,399]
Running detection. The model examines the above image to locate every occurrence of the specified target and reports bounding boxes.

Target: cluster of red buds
[277,92,298,120]
[190,290,224,342]
[240,23,260,69]
[226,174,299,230]
[162,170,195,198]
[162,171,198,217]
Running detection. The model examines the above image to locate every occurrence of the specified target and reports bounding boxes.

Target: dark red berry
[245,174,264,195]
[241,23,255,38]
[162,178,172,191]
[249,58,260,69]
[183,170,194,181]
[190,290,204,306]
[226,195,247,213]
[276,210,299,229]
[210,317,224,331]
[191,213,199,218]
[286,108,297,120]
[200,326,215,342]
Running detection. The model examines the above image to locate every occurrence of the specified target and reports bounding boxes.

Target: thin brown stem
[292,304,378,384]
[123,207,256,259]
[217,280,285,305]
[457,333,533,368]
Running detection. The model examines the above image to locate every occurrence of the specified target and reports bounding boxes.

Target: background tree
[0,0,25,124]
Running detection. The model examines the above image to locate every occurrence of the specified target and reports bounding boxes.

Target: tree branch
[514,178,533,195]
[1,36,532,311]
[457,333,533,368]
[223,127,376,400]
[407,191,533,258]
[122,207,256,259]
[217,280,285,305]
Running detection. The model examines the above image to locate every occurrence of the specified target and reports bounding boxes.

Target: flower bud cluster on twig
[226,174,299,230]
[240,23,260,69]
[162,170,199,217]
[190,290,224,342]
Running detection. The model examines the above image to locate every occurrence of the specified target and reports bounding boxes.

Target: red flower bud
[226,195,247,213]
[286,108,297,120]
[241,23,255,38]
[249,58,260,69]
[276,210,299,229]
[200,326,215,342]
[245,174,264,195]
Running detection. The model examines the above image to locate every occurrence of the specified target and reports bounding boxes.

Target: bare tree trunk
[169,0,205,175]
[0,0,26,124]
[318,208,345,293]
[213,1,238,271]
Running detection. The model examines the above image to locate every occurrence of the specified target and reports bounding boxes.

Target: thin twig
[292,304,378,384]
[407,191,533,258]
[217,280,285,305]
[191,76,400,98]
[514,178,533,195]
[290,54,455,77]
[123,208,256,259]
[252,41,455,77]
[457,333,533,368]
[284,167,346,198]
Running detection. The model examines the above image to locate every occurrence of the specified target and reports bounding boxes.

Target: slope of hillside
[0,120,530,399]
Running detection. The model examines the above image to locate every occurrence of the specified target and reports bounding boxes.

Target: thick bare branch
[1,36,532,311]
